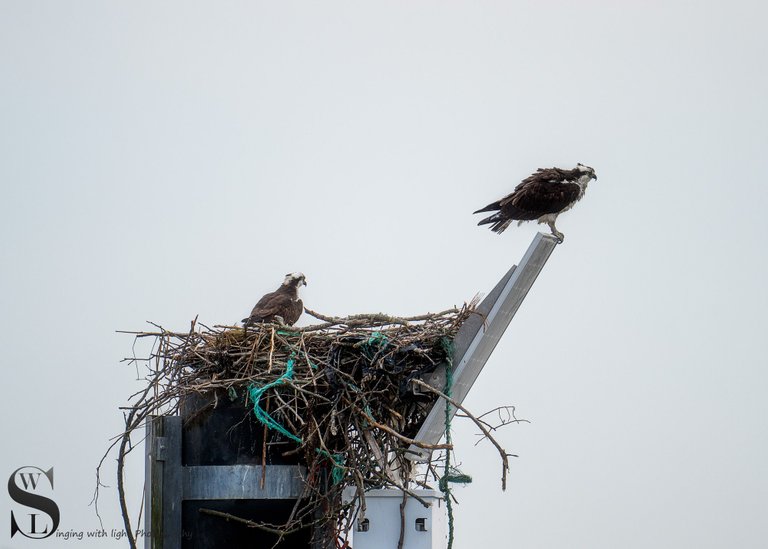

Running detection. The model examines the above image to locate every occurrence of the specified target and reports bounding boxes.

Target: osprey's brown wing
[474,168,572,214]
[504,178,582,218]
[283,299,304,326]
[474,167,582,233]
[244,290,296,324]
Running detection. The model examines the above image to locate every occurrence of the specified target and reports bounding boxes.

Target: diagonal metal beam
[408,232,559,461]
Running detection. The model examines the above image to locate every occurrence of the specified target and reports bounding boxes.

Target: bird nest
[103,303,518,548]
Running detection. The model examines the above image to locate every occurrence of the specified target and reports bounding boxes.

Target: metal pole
[408,233,559,460]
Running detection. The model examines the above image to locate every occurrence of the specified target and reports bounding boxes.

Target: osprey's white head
[282,272,307,288]
[576,163,597,180]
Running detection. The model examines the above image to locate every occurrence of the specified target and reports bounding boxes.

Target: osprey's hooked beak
[302,278,308,286]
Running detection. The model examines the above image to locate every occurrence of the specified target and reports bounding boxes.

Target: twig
[199,508,303,536]
[397,489,408,549]
[411,379,511,490]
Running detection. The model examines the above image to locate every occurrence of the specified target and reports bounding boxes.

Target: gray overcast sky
[1,1,767,548]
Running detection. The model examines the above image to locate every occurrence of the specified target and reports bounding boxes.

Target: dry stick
[198,508,302,536]
[261,412,268,490]
[267,327,275,372]
[117,416,138,549]
[373,472,431,508]
[363,414,452,451]
[303,308,461,327]
[96,352,161,543]
[246,330,265,372]
[285,466,314,527]
[460,406,529,447]
[397,489,408,549]
[411,379,511,491]
[261,328,277,489]
[272,390,305,426]
[362,429,395,482]
[353,469,367,521]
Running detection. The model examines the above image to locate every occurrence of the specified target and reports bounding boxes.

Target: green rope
[439,469,473,491]
[247,358,302,444]
[315,448,346,485]
[363,331,389,360]
[343,382,375,427]
[441,337,457,549]
[285,344,317,370]
[363,405,374,421]
[437,338,472,548]
[367,331,389,347]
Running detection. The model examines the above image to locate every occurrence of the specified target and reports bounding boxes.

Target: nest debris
[100,302,521,549]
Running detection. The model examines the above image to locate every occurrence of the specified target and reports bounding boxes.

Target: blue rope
[247,358,302,444]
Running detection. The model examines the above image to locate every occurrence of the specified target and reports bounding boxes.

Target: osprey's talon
[546,222,565,243]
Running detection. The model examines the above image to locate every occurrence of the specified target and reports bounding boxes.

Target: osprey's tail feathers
[242,316,264,325]
[473,200,501,214]
[476,212,514,233]
[476,211,503,226]
[490,218,514,234]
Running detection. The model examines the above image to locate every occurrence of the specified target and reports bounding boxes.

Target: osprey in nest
[474,163,597,242]
[243,272,307,326]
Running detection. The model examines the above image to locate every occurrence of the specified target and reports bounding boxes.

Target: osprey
[473,163,597,242]
[242,272,307,326]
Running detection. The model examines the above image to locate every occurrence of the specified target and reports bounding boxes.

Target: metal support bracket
[145,416,309,549]
[408,232,559,460]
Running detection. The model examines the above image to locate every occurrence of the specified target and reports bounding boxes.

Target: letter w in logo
[17,472,42,491]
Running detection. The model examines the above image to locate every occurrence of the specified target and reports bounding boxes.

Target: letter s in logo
[8,466,60,539]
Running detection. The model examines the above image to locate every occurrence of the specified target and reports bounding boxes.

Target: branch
[198,508,303,536]
[410,379,512,490]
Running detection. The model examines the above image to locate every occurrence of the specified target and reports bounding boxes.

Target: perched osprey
[474,163,597,242]
[242,272,307,326]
